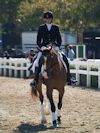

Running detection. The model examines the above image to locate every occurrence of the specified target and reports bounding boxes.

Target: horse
[31,46,67,128]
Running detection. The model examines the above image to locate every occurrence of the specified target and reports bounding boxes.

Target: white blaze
[41,57,48,79]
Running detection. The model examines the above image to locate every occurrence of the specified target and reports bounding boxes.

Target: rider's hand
[41,46,47,51]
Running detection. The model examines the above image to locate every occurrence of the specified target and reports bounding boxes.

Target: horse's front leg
[47,89,57,128]
[39,91,47,124]
[57,88,64,125]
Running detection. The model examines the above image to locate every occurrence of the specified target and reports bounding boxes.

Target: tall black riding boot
[62,54,72,85]
[30,67,40,89]
[62,54,78,85]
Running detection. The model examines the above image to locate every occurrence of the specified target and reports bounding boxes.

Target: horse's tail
[31,81,42,99]
[31,87,38,97]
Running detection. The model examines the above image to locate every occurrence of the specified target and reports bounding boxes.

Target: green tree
[0,0,100,32]
[0,0,24,24]
[17,0,57,31]
[67,0,100,32]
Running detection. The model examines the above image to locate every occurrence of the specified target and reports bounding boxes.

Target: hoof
[57,116,61,125]
[52,120,57,128]
[41,119,47,124]
[30,81,37,89]
[30,84,37,90]
[57,121,61,125]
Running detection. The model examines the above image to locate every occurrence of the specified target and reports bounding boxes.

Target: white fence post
[76,45,79,58]
[98,63,100,89]
[14,61,17,77]
[76,60,80,85]
[0,58,2,75]
[83,45,86,59]
[87,61,91,87]
[3,58,7,76]
[26,70,30,78]
[20,60,24,78]
[9,59,12,77]
[26,59,30,78]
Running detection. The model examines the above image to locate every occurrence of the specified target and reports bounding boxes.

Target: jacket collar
[45,24,53,32]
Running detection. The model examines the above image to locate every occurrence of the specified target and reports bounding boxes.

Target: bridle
[38,45,59,75]
[41,50,58,75]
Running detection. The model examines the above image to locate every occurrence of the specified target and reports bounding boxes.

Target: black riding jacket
[37,24,62,48]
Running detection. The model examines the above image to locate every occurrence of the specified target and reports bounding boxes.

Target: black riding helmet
[43,11,53,19]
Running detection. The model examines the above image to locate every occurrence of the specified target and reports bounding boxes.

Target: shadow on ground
[13,122,55,133]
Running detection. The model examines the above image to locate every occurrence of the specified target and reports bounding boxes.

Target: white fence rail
[70,59,100,88]
[0,58,30,78]
[0,58,100,88]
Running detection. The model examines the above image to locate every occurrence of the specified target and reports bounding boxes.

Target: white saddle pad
[58,52,68,73]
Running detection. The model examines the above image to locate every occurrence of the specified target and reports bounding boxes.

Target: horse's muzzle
[42,70,48,79]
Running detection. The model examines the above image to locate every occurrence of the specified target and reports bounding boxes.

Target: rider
[30,11,75,88]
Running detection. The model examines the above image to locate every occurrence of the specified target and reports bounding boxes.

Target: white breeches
[31,52,42,73]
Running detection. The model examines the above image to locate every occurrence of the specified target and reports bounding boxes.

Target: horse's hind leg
[47,89,57,128]
[57,88,64,125]
[38,89,47,124]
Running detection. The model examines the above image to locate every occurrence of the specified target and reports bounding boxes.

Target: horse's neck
[51,54,65,74]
